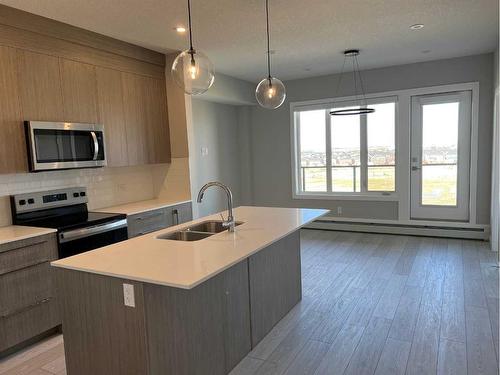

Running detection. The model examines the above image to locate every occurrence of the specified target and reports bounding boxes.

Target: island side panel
[222,259,252,372]
[144,260,251,375]
[248,230,302,347]
[56,269,149,375]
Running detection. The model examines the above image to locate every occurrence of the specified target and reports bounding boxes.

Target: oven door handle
[59,219,127,243]
[91,131,99,161]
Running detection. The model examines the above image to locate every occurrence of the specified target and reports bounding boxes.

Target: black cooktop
[13,203,126,232]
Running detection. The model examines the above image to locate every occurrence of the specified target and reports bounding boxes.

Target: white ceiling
[1,0,498,82]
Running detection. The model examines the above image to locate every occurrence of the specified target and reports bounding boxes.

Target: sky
[299,101,459,153]
[299,102,396,152]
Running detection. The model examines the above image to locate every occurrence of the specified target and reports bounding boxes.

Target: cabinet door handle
[135,211,163,221]
[91,131,99,161]
[172,209,179,226]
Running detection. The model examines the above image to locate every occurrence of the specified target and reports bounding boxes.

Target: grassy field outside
[302,165,457,206]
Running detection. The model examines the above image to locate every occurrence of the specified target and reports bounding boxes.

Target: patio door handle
[411,166,421,171]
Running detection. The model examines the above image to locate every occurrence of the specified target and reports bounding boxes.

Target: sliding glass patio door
[410,91,472,221]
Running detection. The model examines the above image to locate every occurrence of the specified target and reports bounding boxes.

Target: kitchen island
[52,206,328,375]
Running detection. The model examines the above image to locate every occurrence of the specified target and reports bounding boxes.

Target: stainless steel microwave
[25,121,107,172]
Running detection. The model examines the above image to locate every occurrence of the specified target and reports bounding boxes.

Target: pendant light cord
[355,55,369,106]
[265,0,272,82]
[352,54,359,103]
[334,52,368,105]
[330,50,375,115]
[334,55,347,98]
[187,0,194,52]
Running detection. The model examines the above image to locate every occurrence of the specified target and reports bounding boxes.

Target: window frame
[291,95,399,200]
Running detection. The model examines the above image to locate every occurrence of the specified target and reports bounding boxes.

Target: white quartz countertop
[94,198,192,216]
[0,225,56,245]
[51,206,328,289]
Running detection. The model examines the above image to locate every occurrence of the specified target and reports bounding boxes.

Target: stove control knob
[80,192,86,197]
[19,199,26,205]
[28,198,35,204]
[73,192,79,198]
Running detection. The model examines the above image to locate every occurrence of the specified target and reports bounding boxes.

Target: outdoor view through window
[421,102,459,206]
[297,100,396,194]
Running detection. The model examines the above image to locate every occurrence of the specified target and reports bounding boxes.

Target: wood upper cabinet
[0,46,25,173]
[0,48,170,174]
[95,67,128,167]
[145,77,171,164]
[60,59,99,123]
[122,72,171,165]
[16,50,64,121]
[121,72,149,165]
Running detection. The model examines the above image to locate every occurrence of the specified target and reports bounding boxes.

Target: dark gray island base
[56,230,301,374]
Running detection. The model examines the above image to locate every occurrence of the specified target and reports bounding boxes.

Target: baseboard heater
[306,219,489,240]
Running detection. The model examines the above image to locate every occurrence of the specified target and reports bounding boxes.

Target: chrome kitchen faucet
[197,182,235,232]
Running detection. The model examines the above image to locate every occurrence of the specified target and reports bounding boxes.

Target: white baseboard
[307,218,490,241]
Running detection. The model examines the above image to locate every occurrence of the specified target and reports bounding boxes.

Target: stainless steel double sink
[157,220,243,241]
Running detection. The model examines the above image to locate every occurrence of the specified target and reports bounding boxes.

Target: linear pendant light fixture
[255,0,286,109]
[171,0,215,95]
[330,49,374,116]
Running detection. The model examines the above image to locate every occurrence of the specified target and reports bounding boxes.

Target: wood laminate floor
[1,230,498,375]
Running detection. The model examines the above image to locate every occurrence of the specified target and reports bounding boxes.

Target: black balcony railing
[300,165,395,192]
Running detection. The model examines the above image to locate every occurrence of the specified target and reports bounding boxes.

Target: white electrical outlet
[123,283,135,307]
[201,146,209,156]
[337,206,342,215]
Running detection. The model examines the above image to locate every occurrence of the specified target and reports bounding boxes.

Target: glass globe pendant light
[171,0,215,95]
[255,0,286,109]
[330,50,374,116]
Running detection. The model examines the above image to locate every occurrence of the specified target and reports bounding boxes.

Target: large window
[293,97,397,197]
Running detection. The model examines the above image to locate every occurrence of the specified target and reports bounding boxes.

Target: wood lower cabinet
[127,202,193,238]
[55,230,302,375]
[57,260,251,375]
[248,230,302,346]
[144,260,251,375]
[0,233,59,354]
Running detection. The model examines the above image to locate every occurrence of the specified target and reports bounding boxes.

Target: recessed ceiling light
[174,26,187,33]
[410,24,424,30]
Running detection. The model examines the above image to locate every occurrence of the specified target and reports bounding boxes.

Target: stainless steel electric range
[11,187,127,258]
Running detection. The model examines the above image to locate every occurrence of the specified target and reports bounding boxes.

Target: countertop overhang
[51,206,328,289]
[0,225,57,246]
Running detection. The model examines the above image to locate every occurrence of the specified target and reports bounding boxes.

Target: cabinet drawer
[127,202,193,238]
[0,262,55,318]
[127,208,168,238]
[0,296,59,352]
[0,233,57,275]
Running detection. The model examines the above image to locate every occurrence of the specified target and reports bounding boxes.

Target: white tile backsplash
[0,165,156,226]
[0,158,192,227]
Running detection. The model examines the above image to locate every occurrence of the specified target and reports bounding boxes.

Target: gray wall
[198,72,256,105]
[491,48,499,249]
[244,53,495,223]
[190,99,242,217]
